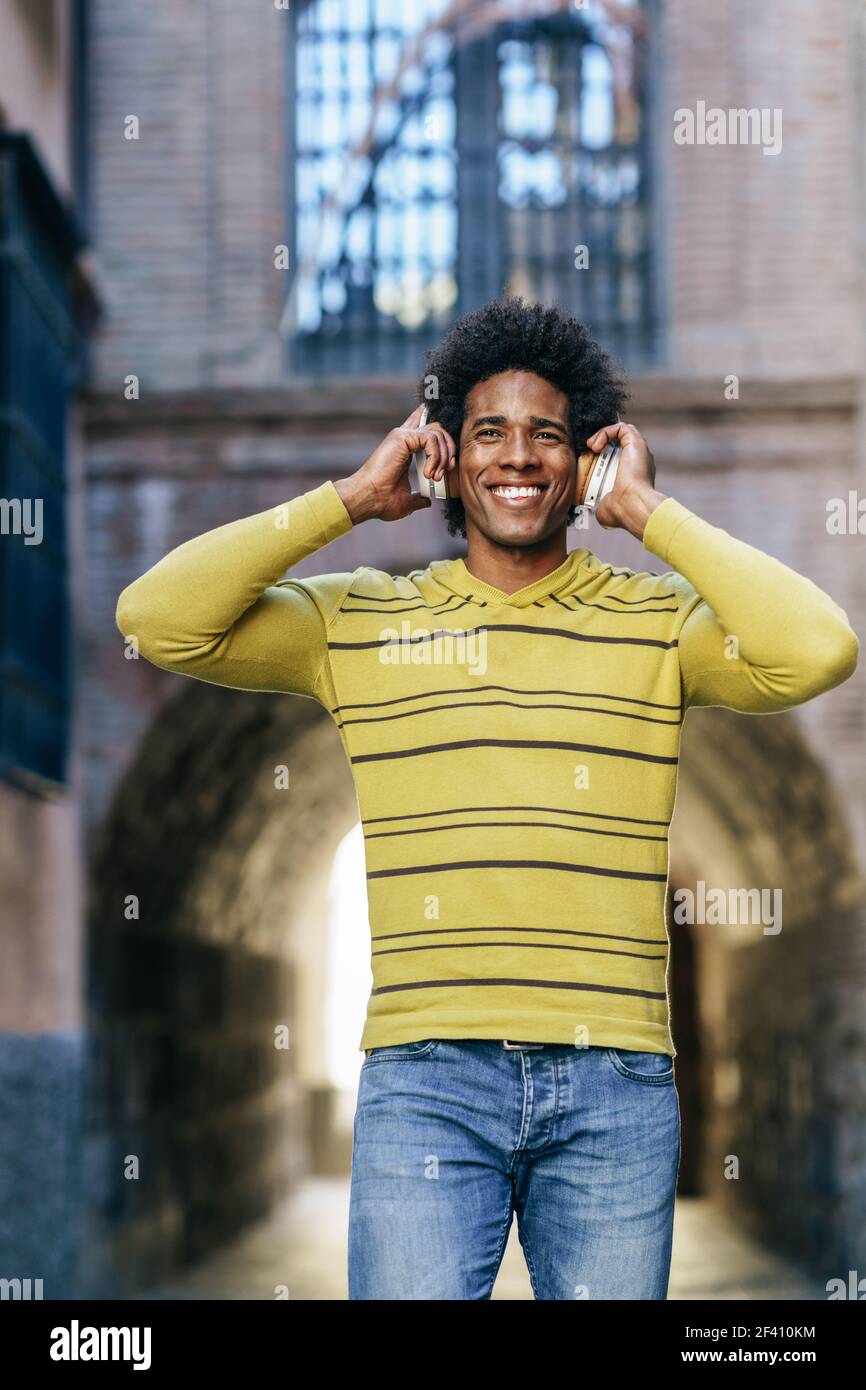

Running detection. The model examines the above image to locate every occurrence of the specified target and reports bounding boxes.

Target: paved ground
[140,1179,824,1300]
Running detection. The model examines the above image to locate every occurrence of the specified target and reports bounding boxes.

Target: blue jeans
[348,1039,681,1300]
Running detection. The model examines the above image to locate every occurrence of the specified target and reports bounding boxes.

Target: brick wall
[664,0,864,378]
[88,0,286,388]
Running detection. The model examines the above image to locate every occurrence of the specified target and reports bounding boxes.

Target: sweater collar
[429,546,595,608]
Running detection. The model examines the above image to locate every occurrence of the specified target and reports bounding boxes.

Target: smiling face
[457,370,577,548]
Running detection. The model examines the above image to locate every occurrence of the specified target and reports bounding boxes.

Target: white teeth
[491,486,543,498]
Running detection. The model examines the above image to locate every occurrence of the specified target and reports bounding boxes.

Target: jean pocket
[606,1047,675,1084]
[363,1039,441,1063]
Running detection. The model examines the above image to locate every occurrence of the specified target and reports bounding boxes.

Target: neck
[463,524,569,595]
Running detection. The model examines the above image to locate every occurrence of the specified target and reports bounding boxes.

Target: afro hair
[416,297,630,538]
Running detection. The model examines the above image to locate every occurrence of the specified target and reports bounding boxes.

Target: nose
[498,429,538,470]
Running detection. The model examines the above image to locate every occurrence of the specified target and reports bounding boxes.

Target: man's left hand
[584,422,667,542]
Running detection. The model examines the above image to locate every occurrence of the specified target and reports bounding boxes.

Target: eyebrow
[470,414,569,433]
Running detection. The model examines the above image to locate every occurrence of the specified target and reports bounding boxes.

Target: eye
[478,428,501,437]
[536,430,559,440]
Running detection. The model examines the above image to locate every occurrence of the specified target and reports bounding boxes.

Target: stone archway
[84,684,357,1294]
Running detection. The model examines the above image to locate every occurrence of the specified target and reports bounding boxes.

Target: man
[115,298,859,1300]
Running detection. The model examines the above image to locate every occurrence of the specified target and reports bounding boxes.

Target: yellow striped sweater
[115,482,859,1056]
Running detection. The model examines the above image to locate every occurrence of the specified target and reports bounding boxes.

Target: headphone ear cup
[421,471,448,500]
[413,402,460,500]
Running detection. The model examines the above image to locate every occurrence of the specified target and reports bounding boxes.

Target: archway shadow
[667,703,865,1284]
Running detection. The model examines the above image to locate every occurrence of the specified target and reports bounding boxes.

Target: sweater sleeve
[114,480,355,700]
[641,496,860,713]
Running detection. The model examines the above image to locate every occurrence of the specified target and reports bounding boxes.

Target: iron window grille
[287,0,659,375]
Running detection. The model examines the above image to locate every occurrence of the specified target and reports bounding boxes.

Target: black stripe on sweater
[372,940,666,961]
[363,803,672,829]
[546,593,678,615]
[337,697,682,731]
[345,591,485,613]
[342,597,469,615]
[331,684,682,716]
[592,589,677,605]
[363,817,668,843]
[352,736,678,767]
[329,622,679,652]
[373,924,668,944]
[366,857,668,882]
[371,976,668,1001]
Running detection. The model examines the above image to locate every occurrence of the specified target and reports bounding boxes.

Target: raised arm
[114,404,459,699]
[587,421,860,714]
[642,496,859,711]
[115,482,355,698]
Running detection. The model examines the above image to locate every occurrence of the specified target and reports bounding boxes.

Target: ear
[433,407,460,498]
[574,449,595,505]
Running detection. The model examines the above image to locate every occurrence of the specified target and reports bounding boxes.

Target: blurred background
[1,0,864,1299]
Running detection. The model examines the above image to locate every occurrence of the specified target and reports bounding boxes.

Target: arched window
[287,0,659,374]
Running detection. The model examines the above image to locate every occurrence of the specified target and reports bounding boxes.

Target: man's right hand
[333,403,458,524]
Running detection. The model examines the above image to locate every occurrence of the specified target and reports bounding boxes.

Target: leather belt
[365,1038,549,1056]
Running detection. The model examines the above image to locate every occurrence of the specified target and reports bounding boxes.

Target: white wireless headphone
[580,438,621,510]
[411,405,451,500]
